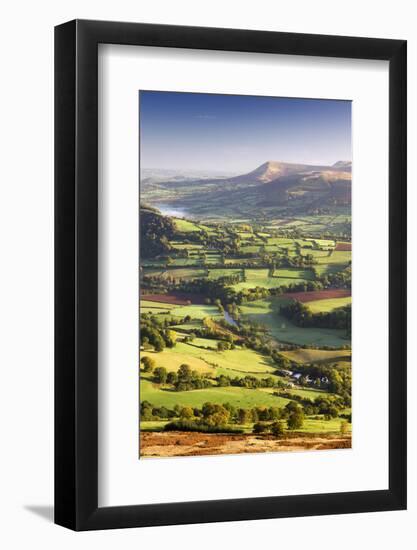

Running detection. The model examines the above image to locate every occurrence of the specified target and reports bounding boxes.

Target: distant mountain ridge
[141,159,352,218]
[225,160,351,186]
[234,160,351,209]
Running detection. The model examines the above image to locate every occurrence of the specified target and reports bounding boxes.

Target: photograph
[139,91,352,458]
[0,1,409,540]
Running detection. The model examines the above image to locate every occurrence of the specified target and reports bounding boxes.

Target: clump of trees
[164,402,241,433]
[140,315,176,352]
[275,391,347,416]
[253,420,286,437]
[153,366,168,384]
[280,300,351,332]
[140,400,177,421]
[215,373,289,390]
[141,398,350,434]
[287,406,305,430]
[172,364,213,391]
[140,206,175,258]
[140,356,155,373]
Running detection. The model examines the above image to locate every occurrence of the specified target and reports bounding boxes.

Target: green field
[140,416,349,434]
[140,299,176,314]
[283,387,331,399]
[140,377,292,409]
[280,348,351,364]
[308,296,352,313]
[174,218,202,233]
[294,417,351,433]
[272,268,313,280]
[171,322,204,332]
[208,268,241,279]
[141,341,279,378]
[171,257,201,267]
[316,250,351,265]
[240,298,348,346]
[169,304,221,319]
[170,242,204,250]
[231,268,312,291]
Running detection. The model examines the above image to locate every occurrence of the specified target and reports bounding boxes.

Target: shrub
[271,421,285,438]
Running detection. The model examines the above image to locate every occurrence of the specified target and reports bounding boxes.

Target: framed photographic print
[55,20,407,530]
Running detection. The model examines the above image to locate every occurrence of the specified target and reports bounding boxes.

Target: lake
[153,204,188,218]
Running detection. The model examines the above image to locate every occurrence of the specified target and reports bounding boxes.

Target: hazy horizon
[139,91,352,173]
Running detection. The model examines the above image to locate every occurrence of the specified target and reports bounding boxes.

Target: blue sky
[139,91,351,173]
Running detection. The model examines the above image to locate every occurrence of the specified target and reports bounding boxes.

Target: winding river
[223,310,238,327]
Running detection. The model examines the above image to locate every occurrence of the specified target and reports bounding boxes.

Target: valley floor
[140,431,352,458]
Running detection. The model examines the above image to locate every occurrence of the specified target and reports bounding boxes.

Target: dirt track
[140,431,352,458]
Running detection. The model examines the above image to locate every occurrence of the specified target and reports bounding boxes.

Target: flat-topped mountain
[141,159,351,218]
[226,160,347,185]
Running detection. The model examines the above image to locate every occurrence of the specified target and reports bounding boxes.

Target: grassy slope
[139,416,350,434]
[140,378,291,409]
[295,417,351,433]
[316,250,351,265]
[208,268,241,279]
[169,304,221,319]
[174,218,202,233]
[307,296,351,313]
[240,298,348,347]
[141,300,177,309]
[141,341,279,377]
[280,348,351,364]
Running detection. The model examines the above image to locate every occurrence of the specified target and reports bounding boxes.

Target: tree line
[140,399,310,434]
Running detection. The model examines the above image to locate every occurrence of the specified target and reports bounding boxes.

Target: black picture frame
[55,19,407,531]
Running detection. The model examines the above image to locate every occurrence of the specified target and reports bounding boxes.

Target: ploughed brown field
[283,288,351,303]
[140,431,352,458]
[335,242,352,251]
[140,292,206,305]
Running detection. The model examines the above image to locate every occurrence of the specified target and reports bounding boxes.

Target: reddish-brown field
[283,288,351,303]
[335,242,352,251]
[140,431,352,458]
[140,292,206,305]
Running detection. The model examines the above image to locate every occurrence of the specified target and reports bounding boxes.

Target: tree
[178,363,192,381]
[164,329,176,348]
[285,401,300,413]
[141,336,150,349]
[140,401,153,421]
[201,402,230,427]
[217,374,231,387]
[166,371,178,385]
[287,408,304,430]
[269,407,281,421]
[327,405,339,418]
[154,337,165,352]
[253,422,269,434]
[180,406,194,419]
[340,420,349,435]
[141,356,155,373]
[153,366,167,384]
[217,341,231,351]
[237,408,251,425]
[271,421,285,438]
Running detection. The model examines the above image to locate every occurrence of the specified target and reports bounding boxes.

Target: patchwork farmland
[139,204,352,457]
